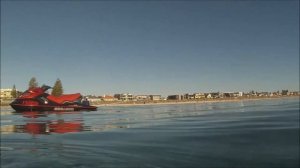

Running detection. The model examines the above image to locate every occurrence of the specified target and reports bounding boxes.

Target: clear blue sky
[1,1,299,96]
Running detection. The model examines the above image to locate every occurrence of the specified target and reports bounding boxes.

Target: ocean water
[1,98,299,168]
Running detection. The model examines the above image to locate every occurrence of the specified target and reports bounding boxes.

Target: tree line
[11,77,64,98]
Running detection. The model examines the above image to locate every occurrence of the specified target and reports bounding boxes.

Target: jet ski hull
[10,85,97,112]
[11,104,97,112]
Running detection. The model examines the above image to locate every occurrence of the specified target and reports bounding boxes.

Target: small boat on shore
[10,85,97,112]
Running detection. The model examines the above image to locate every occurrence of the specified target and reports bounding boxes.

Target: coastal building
[233,92,243,97]
[101,95,117,101]
[222,92,243,98]
[120,93,134,101]
[206,93,212,99]
[207,92,220,99]
[167,95,182,100]
[249,91,256,96]
[194,93,205,99]
[0,89,13,99]
[149,95,161,101]
[114,94,121,100]
[189,94,195,99]
[135,95,150,101]
[223,92,234,98]
[183,94,189,100]
[289,91,299,96]
[86,96,102,103]
[271,91,280,96]
[281,90,289,96]
[242,93,251,97]
[257,92,269,97]
[183,94,195,100]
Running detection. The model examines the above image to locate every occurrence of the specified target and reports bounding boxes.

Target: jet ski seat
[47,93,82,105]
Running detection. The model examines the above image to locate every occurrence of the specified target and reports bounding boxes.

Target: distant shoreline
[93,96,299,107]
[1,95,298,108]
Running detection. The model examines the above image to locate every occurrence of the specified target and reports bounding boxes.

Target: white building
[0,89,13,99]
[150,95,161,101]
[194,93,205,99]
[121,93,134,101]
[135,95,150,101]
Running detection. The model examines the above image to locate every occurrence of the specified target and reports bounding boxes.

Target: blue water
[1,98,299,168]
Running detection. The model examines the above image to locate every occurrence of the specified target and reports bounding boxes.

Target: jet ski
[10,85,97,112]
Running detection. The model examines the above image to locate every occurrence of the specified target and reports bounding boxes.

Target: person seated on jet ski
[41,85,52,91]
[82,97,90,106]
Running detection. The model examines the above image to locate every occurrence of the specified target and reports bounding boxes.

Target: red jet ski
[10,85,97,112]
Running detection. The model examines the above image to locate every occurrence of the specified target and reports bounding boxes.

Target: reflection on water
[1,111,88,135]
[1,110,128,136]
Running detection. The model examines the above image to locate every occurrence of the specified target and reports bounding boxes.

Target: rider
[82,97,90,106]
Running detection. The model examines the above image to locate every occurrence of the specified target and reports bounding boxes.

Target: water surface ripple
[1,98,299,168]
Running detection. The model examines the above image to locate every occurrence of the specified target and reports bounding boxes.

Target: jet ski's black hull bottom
[11,104,97,112]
